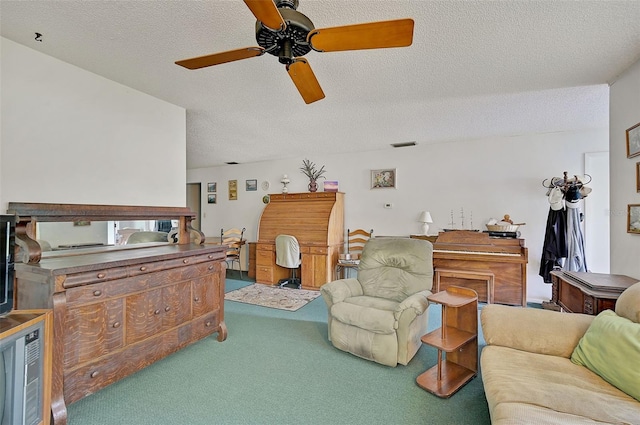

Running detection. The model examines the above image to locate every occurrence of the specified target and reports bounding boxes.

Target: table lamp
[280,174,290,193]
[418,211,433,235]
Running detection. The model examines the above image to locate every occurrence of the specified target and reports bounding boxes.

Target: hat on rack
[579,185,592,198]
[565,185,582,203]
[548,187,564,211]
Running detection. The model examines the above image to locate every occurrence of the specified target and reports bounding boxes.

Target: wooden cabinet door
[192,274,218,318]
[126,287,163,345]
[64,298,124,368]
[126,281,192,345]
[161,281,192,329]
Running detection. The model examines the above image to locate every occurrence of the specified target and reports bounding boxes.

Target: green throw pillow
[571,310,640,402]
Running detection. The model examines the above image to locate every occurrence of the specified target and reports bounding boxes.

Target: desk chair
[221,227,245,279]
[336,228,373,279]
[275,234,301,289]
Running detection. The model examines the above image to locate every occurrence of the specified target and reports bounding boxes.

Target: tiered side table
[416,286,478,398]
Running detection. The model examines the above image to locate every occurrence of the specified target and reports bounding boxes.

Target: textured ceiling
[2,0,640,168]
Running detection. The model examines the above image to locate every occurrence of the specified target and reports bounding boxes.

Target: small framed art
[228,180,237,200]
[628,204,640,234]
[636,162,640,193]
[323,181,338,192]
[208,194,217,204]
[371,169,396,189]
[246,179,257,191]
[626,122,640,158]
[207,182,217,193]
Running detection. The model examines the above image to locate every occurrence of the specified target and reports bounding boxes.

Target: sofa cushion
[330,296,399,334]
[482,346,640,424]
[571,310,640,401]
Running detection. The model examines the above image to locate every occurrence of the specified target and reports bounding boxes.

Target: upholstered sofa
[480,281,640,424]
[320,237,433,367]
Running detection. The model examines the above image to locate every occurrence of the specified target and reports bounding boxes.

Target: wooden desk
[255,192,344,290]
[549,271,637,315]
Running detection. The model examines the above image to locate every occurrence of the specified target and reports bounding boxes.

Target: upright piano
[432,230,528,306]
[255,192,344,290]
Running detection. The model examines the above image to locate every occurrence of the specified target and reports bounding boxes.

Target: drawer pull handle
[154,309,161,315]
[90,371,99,378]
[208,265,214,270]
[194,297,200,302]
[113,321,121,328]
[97,273,106,279]
[208,255,214,259]
[183,259,189,264]
[140,266,147,271]
[164,306,171,312]
[93,290,102,297]
[205,321,212,327]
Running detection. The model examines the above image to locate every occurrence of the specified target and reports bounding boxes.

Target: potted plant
[300,159,327,192]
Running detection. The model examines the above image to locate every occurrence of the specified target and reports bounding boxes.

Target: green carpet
[66,278,491,424]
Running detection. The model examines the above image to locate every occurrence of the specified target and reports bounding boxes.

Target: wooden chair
[335,228,373,279]
[221,227,246,279]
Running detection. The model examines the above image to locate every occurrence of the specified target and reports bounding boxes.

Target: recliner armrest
[320,278,363,306]
[481,304,594,358]
[395,290,432,318]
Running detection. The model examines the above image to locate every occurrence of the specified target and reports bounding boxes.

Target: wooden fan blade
[287,59,325,104]
[244,0,286,31]
[175,47,265,69]
[308,18,414,52]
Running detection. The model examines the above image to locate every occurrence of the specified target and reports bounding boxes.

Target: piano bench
[434,268,495,304]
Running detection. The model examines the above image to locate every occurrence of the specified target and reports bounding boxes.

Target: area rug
[224,284,321,311]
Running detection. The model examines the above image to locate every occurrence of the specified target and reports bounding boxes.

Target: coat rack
[542,171,592,198]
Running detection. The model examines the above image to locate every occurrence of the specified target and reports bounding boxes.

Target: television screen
[0,215,16,317]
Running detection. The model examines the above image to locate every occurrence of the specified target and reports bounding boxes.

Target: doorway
[186,183,201,230]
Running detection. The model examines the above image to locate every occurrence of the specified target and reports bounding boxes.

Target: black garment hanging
[539,207,568,283]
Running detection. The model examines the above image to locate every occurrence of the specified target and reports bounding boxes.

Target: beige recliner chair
[320,237,434,367]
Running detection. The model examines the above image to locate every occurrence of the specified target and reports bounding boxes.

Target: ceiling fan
[175,0,414,104]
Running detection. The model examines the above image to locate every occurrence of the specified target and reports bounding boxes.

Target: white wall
[0,37,187,209]
[610,58,640,280]
[188,129,609,303]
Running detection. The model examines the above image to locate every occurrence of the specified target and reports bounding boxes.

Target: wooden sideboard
[549,271,637,315]
[6,203,225,425]
[15,244,227,425]
[256,192,344,290]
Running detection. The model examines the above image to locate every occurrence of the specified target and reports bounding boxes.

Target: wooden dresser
[6,203,226,425]
[256,192,344,290]
[15,244,226,424]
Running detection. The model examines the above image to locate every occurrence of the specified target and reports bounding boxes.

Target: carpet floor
[66,277,491,425]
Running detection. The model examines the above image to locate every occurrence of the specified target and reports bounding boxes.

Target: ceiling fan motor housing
[255,7,314,64]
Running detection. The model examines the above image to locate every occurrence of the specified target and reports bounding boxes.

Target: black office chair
[275,234,301,289]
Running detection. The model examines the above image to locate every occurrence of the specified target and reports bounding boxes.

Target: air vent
[225,161,239,165]
[391,142,417,148]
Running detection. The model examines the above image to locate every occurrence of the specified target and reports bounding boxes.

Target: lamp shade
[418,211,433,223]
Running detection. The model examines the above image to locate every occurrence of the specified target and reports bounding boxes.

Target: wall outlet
[384,203,393,209]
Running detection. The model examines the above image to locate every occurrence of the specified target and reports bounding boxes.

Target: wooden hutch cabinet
[7,203,227,425]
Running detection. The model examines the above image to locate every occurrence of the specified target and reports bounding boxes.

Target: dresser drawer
[256,266,274,283]
[66,277,148,305]
[62,267,129,289]
[256,249,274,266]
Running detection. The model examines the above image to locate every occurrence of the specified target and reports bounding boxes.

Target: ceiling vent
[391,142,417,148]
[225,161,239,165]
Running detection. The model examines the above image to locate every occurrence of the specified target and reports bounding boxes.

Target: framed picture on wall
[637,162,640,193]
[371,169,397,189]
[627,122,640,158]
[628,204,640,234]
[228,180,238,200]
[208,194,217,204]
[207,182,217,193]
[246,179,257,191]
